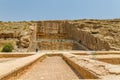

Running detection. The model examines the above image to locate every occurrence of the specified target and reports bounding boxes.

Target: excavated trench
[6,21,101,80]
[4,55,100,80]
[6,56,81,80]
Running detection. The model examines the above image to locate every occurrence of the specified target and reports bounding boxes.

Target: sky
[0,0,120,21]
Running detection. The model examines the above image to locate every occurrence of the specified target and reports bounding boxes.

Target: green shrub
[1,44,14,52]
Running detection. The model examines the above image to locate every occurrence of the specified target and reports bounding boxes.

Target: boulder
[20,35,30,48]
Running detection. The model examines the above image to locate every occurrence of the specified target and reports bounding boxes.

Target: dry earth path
[11,56,80,80]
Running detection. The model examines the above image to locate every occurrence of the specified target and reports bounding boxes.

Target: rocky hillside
[0,21,34,51]
[0,21,32,32]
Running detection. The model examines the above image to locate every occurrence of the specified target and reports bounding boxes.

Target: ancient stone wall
[65,22,111,50]
[1,20,120,51]
[36,21,77,50]
[37,41,74,50]
[97,58,120,65]
[36,21,114,50]
[36,21,67,39]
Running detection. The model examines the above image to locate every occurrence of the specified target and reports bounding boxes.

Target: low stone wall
[0,53,46,80]
[72,51,120,55]
[62,53,120,80]
[97,58,120,65]
[62,53,99,79]
[0,52,120,80]
[95,51,120,55]
[37,41,73,50]
[0,53,34,58]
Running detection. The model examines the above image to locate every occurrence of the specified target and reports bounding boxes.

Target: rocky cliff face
[66,19,120,50]
[20,25,36,48]
[0,21,33,50]
[65,23,111,50]
[35,20,120,51]
[36,21,67,39]
[35,21,72,50]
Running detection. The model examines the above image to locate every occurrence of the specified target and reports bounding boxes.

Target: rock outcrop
[36,20,120,50]
[65,20,120,50]
[20,26,35,48]
[20,35,30,48]
[0,21,33,50]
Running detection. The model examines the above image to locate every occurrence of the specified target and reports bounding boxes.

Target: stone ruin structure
[0,19,120,51]
[28,20,120,51]
[0,20,120,80]
[35,21,83,50]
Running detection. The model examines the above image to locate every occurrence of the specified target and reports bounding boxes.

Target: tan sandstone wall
[36,21,67,39]
[37,42,74,50]
[65,22,111,50]
[97,58,120,65]
[36,21,113,50]
[36,21,77,50]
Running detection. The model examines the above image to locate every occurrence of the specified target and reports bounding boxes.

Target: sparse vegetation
[1,44,14,52]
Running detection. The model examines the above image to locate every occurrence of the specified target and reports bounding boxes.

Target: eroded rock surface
[0,19,120,51]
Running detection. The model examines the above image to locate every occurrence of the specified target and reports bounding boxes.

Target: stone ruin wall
[36,21,78,50]
[65,22,114,50]
[37,41,74,50]
[36,21,67,39]
[36,21,118,51]
[0,20,119,51]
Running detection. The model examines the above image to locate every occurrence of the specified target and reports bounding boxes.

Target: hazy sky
[0,0,120,21]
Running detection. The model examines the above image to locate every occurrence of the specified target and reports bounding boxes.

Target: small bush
[1,44,14,52]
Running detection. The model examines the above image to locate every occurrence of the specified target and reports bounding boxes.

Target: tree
[1,44,14,52]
